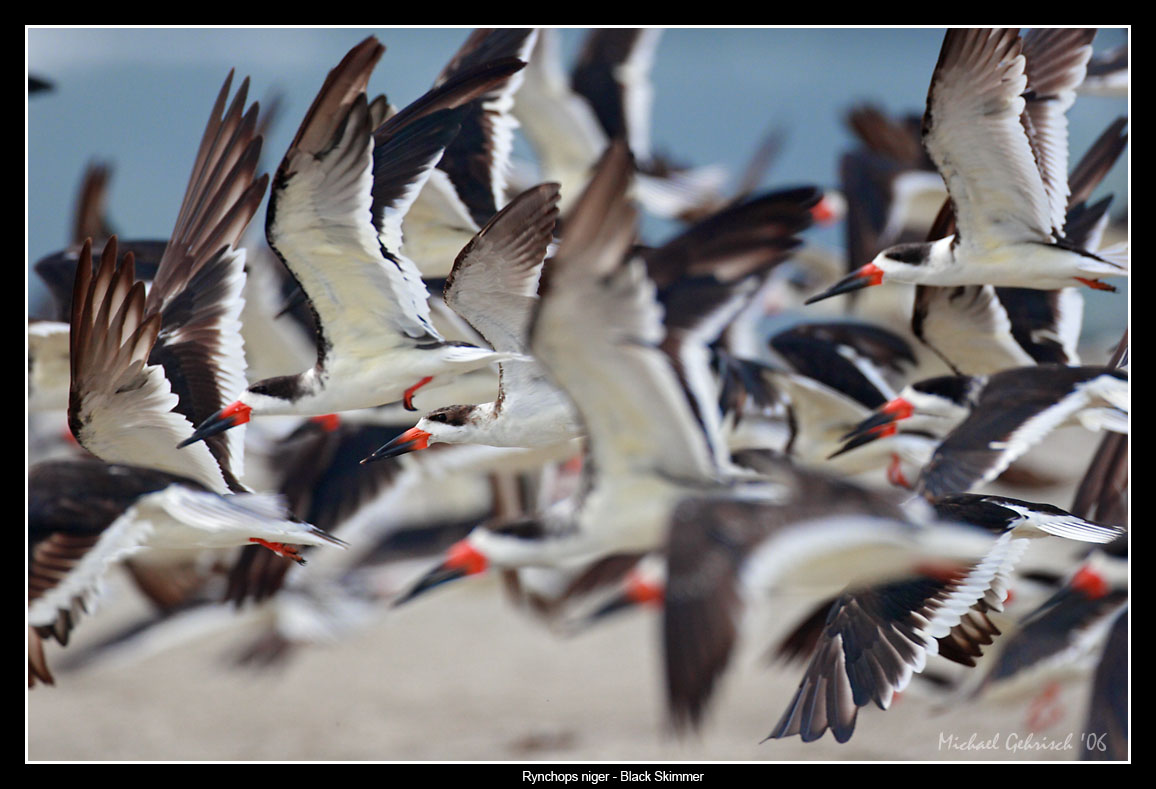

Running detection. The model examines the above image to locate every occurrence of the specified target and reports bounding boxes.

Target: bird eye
[430,413,447,423]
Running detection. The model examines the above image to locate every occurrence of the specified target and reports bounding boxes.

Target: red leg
[403,377,433,411]
[1075,277,1116,292]
[887,454,911,488]
[250,538,306,565]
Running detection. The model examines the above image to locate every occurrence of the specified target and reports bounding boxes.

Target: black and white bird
[718,322,937,486]
[67,70,267,494]
[837,365,1129,499]
[935,536,1128,737]
[27,457,346,686]
[370,177,824,465]
[765,493,1123,744]
[805,28,1126,304]
[513,28,728,219]
[180,38,530,447]
[389,143,723,588]
[399,28,540,279]
[363,182,580,460]
[910,113,1127,375]
[385,144,1037,746]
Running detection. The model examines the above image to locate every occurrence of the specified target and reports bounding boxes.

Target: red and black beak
[804,263,884,305]
[361,427,432,464]
[391,539,488,607]
[580,570,665,627]
[178,401,251,448]
[829,397,913,458]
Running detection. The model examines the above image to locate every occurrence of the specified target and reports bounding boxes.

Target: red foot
[1075,277,1116,292]
[403,377,433,411]
[1025,681,1064,731]
[887,454,911,488]
[250,538,306,565]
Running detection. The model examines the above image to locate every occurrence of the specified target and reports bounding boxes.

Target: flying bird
[805,28,1125,305]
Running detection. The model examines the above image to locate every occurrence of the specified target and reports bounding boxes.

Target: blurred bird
[27,457,345,687]
[513,28,728,218]
[838,365,1129,499]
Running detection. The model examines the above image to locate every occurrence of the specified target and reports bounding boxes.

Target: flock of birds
[28,28,1128,759]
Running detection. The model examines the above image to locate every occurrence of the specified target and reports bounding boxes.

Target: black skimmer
[764,559,1018,744]
[910,114,1127,374]
[384,145,1029,746]
[837,365,1129,499]
[573,484,1126,738]
[369,180,824,466]
[913,366,1128,499]
[973,548,1126,693]
[180,38,530,449]
[714,321,934,485]
[936,537,1128,737]
[711,323,932,486]
[67,68,268,494]
[388,142,722,603]
[764,368,938,488]
[27,457,346,686]
[805,28,1127,305]
[765,495,1124,744]
[363,182,579,461]
[400,28,539,278]
[660,453,1044,737]
[513,28,727,219]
